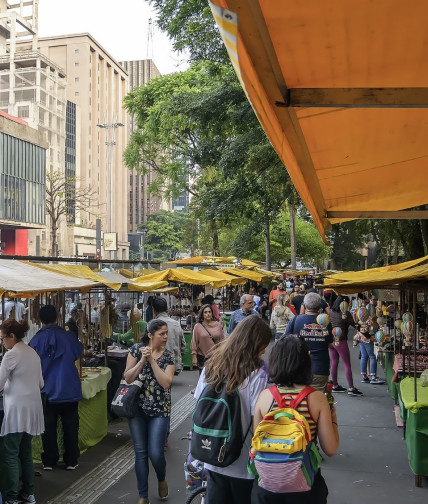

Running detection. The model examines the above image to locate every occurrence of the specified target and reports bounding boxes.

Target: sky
[37,0,189,75]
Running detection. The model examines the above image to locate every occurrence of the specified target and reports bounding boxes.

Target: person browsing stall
[125,319,175,504]
[0,319,44,504]
[29,305,83,471]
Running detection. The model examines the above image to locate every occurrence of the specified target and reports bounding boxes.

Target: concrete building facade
[119,59,163,234]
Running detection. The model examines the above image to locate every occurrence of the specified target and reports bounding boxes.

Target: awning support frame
[326,210,428,219]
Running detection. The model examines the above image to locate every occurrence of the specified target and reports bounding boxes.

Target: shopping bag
[110,377,143,418]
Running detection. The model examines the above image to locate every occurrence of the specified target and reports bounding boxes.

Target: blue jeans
[360,341,377,376]
[128,408,169,498]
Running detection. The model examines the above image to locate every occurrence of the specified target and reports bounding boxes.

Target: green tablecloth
[384,352,399,401]
[400,377,428,413]
[32,367,111,462]
[182,331,193,369]
[400,377,428,476]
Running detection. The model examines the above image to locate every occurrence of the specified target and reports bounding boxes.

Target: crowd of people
[0,279,389,504]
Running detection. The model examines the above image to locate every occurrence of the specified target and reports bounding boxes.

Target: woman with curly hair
[194,315,272,504]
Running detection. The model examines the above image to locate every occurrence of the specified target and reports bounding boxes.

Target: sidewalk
[32,340,427,504]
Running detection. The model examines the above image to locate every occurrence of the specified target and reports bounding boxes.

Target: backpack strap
[289,385,316,410]
[269,385,285,408]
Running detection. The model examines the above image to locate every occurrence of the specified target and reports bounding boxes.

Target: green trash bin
[182,331,194,370]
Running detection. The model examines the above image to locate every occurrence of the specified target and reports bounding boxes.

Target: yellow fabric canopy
[218,268,270,282]
[198,269,247,286]
[133,268,223,287]
[0,260,99,297]
[324,255,428,293]
[209,0,428,241]
[166,256,260,267]
[30,263,123,291]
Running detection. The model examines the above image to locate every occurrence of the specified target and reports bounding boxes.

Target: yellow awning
[133,268,221,287]
[30,263,123,291]
[218,268,269,282]
[198,269,247,286]
[210,0,428,241]
[166,256,260,267]
[0,260,99,297]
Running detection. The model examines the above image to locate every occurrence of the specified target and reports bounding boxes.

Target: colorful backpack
[249,385,322,493]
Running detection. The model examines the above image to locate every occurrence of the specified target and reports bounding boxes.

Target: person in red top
[268,282,287,310]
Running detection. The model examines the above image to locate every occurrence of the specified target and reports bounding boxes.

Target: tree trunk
[288,200,297,270]
[264,214,271,270]
[211,219,220,256]
[51,219,58,257]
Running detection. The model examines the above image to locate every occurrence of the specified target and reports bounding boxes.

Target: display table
[400,377,428,487]
[31,366,112,462]
[182,331,194,369]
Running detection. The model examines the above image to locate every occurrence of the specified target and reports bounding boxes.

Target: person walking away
[291,285,306,314]
[191,304,224,373]
[268,283,287,310]
[270,294,295,340]
[285,292,333,392]
[2,298,27,322]
[194,315,272,504]
[252,335,339,504]
[29,305,83,471]
[0,319,44,504]
[152,297,185,374]
[329,296,363,396]
[227,294,259,335]
[124,319,175,504]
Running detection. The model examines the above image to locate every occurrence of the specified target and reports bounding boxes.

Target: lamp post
[96,121,124,259]
[139,226,148,262]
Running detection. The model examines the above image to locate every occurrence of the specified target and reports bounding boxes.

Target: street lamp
[97,121,124,259]
[139,226,148,262]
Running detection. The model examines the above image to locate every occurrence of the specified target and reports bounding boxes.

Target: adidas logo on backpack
[249,385,322,493]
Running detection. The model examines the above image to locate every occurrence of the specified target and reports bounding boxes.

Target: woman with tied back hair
[252,335,339,504]
[270,294,296,340]
[0,319,45,504]
[125,318,175,504]
[194,315,272,504]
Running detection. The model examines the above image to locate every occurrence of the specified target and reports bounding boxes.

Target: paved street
[33,338,427,504]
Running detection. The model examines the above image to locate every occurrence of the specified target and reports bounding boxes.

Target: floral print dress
[129,343,174,417]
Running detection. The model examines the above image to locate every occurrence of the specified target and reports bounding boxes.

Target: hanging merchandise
[375,330,385,344]
[377,316,385,326]
[316,313,330,336]
[395,319,402,329]
[402,312,413,323]
[339,301,349,319]
[332,327,342,346]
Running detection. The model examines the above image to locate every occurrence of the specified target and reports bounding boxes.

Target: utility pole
[96,120,124,259]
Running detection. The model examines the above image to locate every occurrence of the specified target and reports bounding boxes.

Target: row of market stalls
[323,257,428,486]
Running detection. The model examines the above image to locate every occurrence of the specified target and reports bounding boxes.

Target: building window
[75,77,79,83]
[75,62,79,67]
[75,49,79,54]
[75,92,79,96]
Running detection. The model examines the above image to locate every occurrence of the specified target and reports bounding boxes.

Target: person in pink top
[191,304,224,373]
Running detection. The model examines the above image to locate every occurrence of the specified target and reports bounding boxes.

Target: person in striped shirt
[252,335,339,503]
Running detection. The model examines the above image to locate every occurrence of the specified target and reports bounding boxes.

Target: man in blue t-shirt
[285,292,333,392]
[30,305,83,471]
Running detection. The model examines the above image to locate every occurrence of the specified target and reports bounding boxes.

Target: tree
[45,171,96,256]
[143,210,191,261]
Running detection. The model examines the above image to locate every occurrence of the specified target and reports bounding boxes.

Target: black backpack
[191,382,245,467]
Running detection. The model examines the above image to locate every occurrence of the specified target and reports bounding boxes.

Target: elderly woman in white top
[0,319,44,504]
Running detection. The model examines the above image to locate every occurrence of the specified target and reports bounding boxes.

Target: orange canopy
[209,0,428,241]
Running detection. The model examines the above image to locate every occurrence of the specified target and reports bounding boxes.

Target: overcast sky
[38,0,189,75]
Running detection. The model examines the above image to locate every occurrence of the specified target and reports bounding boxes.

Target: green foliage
[329,222,369,270]
[148,0,228,63]
[143,210,190,261]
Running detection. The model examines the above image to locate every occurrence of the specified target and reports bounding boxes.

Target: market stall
[324,260,428,486]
